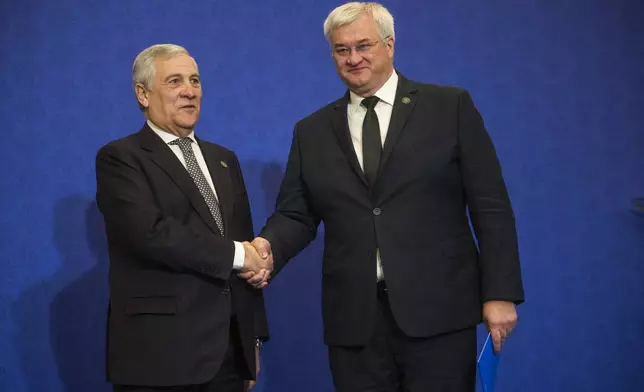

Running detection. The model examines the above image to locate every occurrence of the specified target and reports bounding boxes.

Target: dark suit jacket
[96,124,268,386]
[261,72,524,346]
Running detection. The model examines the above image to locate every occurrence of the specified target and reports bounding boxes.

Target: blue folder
[477,333,500,392]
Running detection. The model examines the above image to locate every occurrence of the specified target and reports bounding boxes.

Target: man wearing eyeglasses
[243,2,524,391]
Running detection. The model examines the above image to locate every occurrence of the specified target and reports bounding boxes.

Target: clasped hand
[238,237,273,289]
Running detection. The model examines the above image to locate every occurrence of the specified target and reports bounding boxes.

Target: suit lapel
[197,138,234,235]
[379,73,419,176]
[330,92,369,188]
[138,125,222,236]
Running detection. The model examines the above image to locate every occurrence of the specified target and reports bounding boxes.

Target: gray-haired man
[96,44,270,392]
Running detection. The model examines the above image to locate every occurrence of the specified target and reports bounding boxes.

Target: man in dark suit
[243,3,524,391]
[96,44,270,392]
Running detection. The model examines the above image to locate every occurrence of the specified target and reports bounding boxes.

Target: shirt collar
[147,120,197,144]
[348,70,398,112]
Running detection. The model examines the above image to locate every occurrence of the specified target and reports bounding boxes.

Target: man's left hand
[245,345,261,391]
[483,300,518,353]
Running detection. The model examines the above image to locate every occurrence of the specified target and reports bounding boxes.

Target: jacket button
[222,286,231,295]
[373,208,381,216]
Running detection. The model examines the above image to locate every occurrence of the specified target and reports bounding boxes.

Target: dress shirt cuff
[233,241,245,271]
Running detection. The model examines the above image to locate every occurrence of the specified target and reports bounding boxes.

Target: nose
[179,84,197,98]
[346,48,363,66]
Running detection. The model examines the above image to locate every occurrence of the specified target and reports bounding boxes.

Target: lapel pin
[220,161,228,168]
[402,97,411,104]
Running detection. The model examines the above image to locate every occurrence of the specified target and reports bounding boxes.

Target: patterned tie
[169,137,225,235]
[361,96,382,186]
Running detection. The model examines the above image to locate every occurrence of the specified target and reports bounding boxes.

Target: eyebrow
[164,73,200,81]
[333,39,373,47]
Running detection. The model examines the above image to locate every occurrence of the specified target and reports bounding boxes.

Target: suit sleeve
[259,125,320,274]
[95,143,234,281]
[457,90,525,304]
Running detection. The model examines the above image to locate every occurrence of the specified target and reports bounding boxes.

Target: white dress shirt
[148,120,245,271]
[347,71,399,281]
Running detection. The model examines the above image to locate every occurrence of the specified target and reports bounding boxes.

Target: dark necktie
[169,137,225,235]
[361,96,382,186]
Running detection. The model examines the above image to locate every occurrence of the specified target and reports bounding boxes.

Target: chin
[343,78,365,89]
[345,76,371,90]
[175,115,198,128]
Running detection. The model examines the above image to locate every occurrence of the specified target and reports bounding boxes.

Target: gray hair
[132,44,190,110]
[323,2,395,43]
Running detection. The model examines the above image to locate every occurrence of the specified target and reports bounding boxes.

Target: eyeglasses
[333,37,389,58]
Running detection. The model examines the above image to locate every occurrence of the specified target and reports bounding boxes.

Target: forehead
[331,13,380,44]
[154,54,199,78]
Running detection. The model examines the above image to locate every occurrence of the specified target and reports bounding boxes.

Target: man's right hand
[242,241,272,272]
[239,237,273,289]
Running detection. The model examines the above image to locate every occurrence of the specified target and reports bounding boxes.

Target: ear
[135,83,150,109]
[386,36,395,57]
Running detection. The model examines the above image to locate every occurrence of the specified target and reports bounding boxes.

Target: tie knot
[361,96,379,110]
[169,137,192,150]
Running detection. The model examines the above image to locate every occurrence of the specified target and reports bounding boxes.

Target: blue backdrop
[1,0,643,391]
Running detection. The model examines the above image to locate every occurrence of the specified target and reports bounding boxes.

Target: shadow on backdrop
[241,160,334,392]
[12,196,111,392]
[51,197,111,391]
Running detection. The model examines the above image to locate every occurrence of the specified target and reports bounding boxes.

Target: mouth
[347,67,369,74]
[179,105,197,110]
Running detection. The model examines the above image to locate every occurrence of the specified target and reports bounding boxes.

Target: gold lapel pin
[220,161,228,168]
[402,97,411,104]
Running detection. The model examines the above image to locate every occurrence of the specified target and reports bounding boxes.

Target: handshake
[239,237,273,289]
